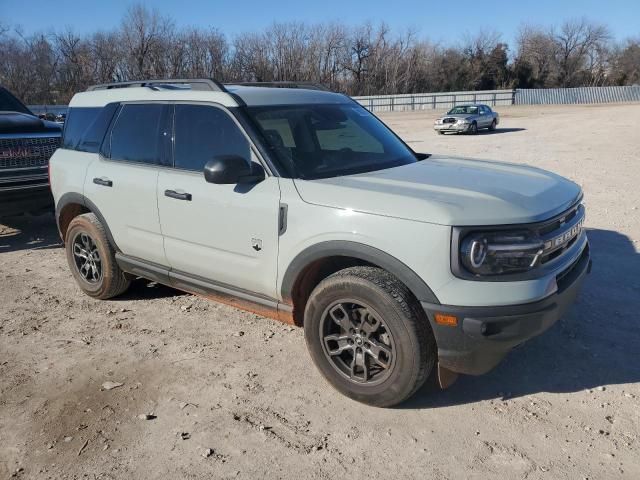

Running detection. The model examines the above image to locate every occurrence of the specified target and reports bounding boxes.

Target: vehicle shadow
[0,213,182,300]
[0,213,61,253]
[481,127,526,135]
[403,228,640,409]
[115,277,185,301]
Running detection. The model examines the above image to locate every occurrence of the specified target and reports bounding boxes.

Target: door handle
[164,189,192,201]
[93,177,113,187]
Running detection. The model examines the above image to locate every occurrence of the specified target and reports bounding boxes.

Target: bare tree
[609,38,640,86]
[553,18,611,87]
[1,6,634,105]
[120,4,174,79]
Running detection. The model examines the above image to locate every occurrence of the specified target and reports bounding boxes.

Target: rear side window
[110,104,169,165]
[173,104,251,171]
[77,103,119,153]
[62,108,101,149]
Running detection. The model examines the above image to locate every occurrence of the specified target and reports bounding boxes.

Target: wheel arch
[56,192,119,250]
[281,241,440,325]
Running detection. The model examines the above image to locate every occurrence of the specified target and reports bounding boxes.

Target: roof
[225,85,351,106]
[450,104,488,108]
[69,88,239,108]
[70,83,351,108]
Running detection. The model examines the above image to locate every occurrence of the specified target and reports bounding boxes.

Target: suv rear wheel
[304,266,436,407]
[65,213,131,299]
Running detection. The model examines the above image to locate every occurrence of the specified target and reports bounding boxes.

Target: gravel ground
[1,103,639,479]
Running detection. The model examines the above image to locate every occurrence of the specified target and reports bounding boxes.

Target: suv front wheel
[304,266,436,407]
[65,213,131,299]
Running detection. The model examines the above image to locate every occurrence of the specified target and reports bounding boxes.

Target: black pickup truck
[0,86,62,217]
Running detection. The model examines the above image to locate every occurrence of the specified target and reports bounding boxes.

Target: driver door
[157,103,281,298]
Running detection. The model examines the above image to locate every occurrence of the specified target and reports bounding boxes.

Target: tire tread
[305,266,436,406]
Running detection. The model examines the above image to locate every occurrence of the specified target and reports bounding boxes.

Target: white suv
[50,79,591,407]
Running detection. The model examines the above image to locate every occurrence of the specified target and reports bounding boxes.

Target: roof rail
[86,78,226,92]
[228,81,331,92]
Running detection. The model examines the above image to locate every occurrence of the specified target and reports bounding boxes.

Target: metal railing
[352,89,516,112]
[515,86,640,105]
[28,85,640,116]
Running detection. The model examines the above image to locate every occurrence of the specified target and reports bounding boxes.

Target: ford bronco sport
[0,86,61,217]
[50,79,591,407]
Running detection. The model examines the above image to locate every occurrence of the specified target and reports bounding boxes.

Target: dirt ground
[1,103,639,479]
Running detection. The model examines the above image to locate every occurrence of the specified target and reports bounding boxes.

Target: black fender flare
[280,240,440,305]
[55,192,120,251]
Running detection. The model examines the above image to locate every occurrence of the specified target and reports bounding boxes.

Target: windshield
[447,106,478,115]
[0,88,33,115]
[246,103,417,179]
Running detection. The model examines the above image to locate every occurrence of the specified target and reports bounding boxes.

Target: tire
[468,121,478,135]
[303,266,436,407]
[65,213,131,299]
[489,119,497,131]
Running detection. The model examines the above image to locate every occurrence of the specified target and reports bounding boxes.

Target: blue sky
[2,0,639,45]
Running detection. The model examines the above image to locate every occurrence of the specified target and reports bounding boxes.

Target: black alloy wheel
[320,300,396,385]
[72,231,102,283]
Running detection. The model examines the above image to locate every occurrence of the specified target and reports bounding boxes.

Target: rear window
[109,104,169,165]
[62,108,101,150]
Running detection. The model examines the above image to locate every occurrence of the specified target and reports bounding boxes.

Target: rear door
[157,103,281,298]
[84,103,171,265]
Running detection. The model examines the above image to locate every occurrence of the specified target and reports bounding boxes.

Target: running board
[115,253,295,325]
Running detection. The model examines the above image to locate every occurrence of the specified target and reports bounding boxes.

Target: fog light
[435,313,458,327]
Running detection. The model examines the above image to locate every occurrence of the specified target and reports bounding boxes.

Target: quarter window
[62,107,101,150]
[110,104,168,165]
[173,104,251,172]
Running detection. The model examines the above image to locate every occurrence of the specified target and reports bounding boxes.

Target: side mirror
[203,155,265,184]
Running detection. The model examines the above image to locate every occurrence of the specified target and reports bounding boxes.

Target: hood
[439,113,474,120]
[0,111,62,134]
[293,156,582,226]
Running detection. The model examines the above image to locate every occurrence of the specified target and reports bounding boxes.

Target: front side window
[110,104,168,165]
[247,104,416,179]
[173,104,251,171]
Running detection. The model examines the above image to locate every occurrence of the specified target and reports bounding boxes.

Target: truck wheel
[304,266,436,407]
[65,213,131,299]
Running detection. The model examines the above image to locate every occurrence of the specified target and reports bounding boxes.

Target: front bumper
[422,243,591,375]
[434,123,471,132]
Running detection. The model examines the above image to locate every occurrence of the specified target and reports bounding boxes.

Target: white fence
[28,86,640,116]
[353,85,640,112]
[515,86,640,105]
[352,89,515,112]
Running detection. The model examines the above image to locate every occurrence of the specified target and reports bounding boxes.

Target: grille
[0,136,61,169]
[443,117,456,124]
[537,203,585,265]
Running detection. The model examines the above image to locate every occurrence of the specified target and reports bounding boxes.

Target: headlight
[460,231,544,276]
[457,118,470,124]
